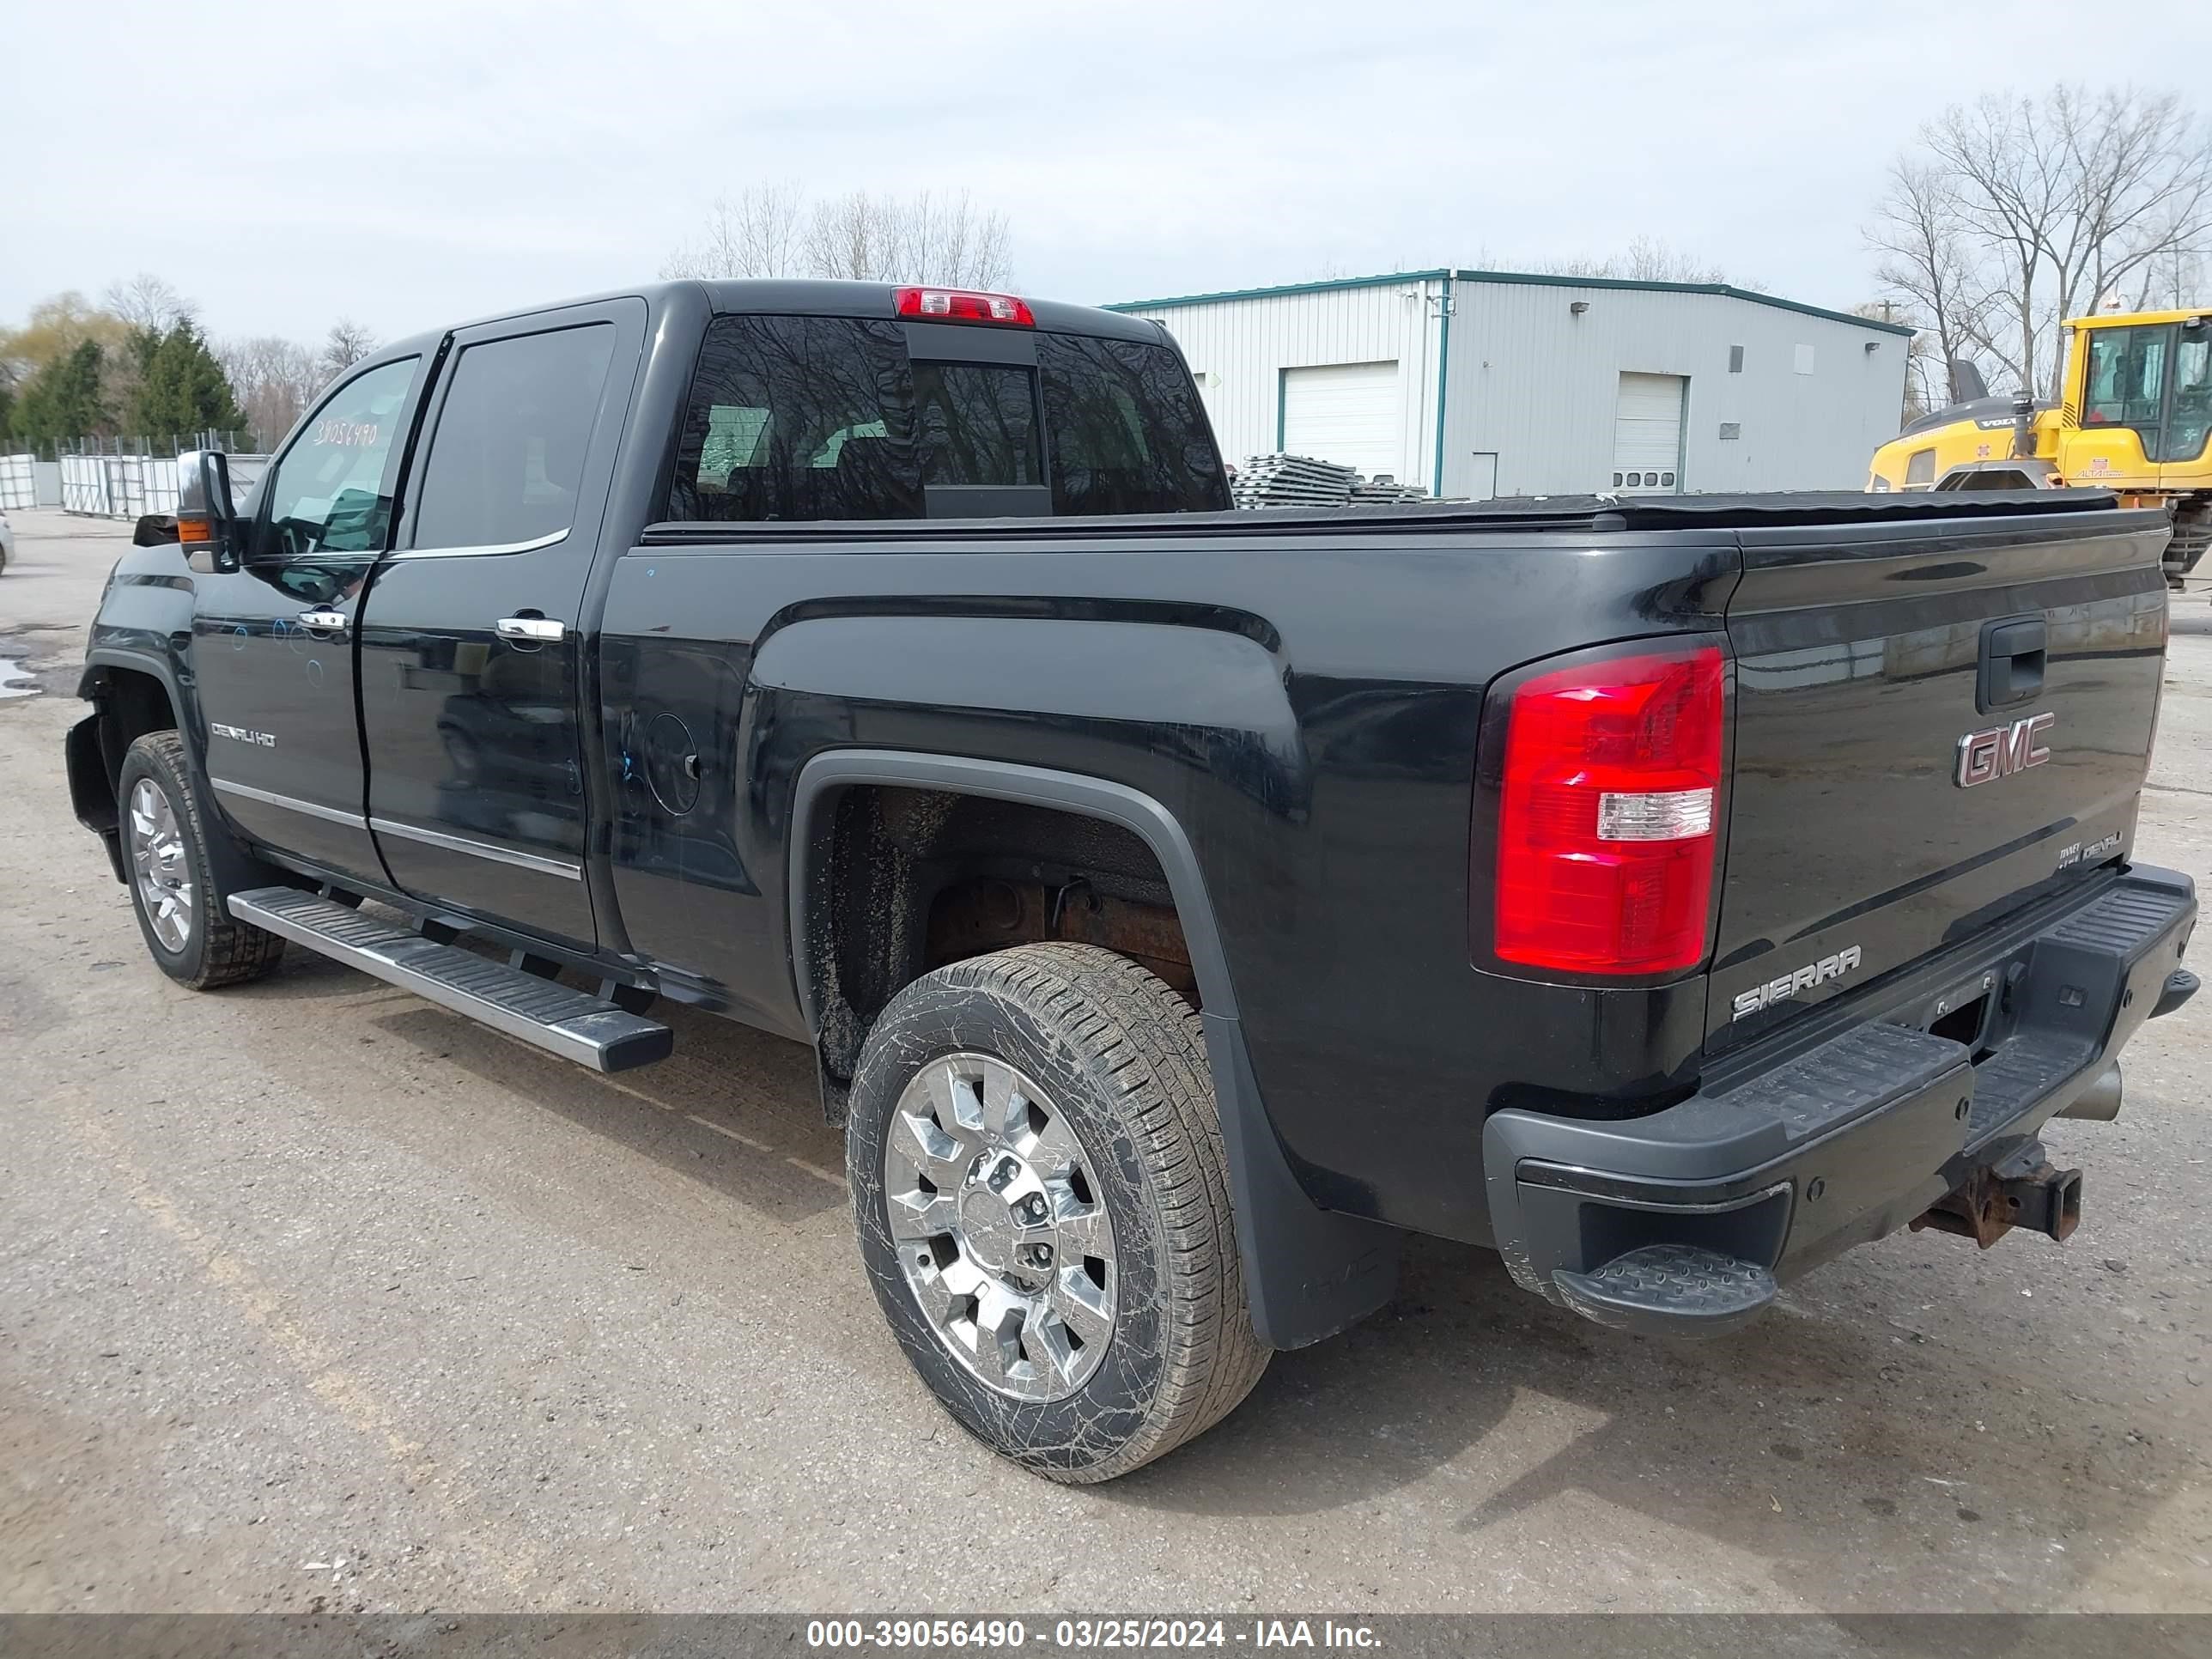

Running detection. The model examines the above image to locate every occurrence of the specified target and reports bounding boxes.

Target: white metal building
[1107,270,1912,499]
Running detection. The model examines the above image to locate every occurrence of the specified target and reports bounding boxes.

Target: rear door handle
[297,609,349,635]
[495,616,567,644]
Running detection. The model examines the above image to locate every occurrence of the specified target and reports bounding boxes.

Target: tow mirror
[175,449,240,573]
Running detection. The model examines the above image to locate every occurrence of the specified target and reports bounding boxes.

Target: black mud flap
[66,714,125,882]
[1201,1010,1402,1350]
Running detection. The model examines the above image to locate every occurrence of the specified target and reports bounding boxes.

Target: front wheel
[117,732,286,989]
[847,943,1268,1483]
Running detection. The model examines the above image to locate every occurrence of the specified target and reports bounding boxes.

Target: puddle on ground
[0,659,39,699]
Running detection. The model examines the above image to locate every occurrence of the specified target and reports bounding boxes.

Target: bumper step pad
[1551,1244,1778,1340]
[228,886,672,1073]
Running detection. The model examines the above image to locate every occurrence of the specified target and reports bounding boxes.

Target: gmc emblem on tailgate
[1955,711,2053,788]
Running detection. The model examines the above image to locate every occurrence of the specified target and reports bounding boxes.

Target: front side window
[411,323,617,550]
[1905,447,1936,487]
[2083,325,2169,435]
[253,358,417,561]
[2158,330,2210,464]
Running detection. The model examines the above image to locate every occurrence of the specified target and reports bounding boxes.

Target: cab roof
[2062,307,2212,329]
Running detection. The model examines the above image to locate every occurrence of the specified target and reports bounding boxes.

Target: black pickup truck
[68,280,2198,1482]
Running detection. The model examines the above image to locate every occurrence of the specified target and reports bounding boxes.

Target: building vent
[1793,344,1816,375]
[1728,345,1745,374]
[1718,422,1741,441]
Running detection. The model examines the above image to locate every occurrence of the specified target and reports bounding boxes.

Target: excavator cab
[1869,309,2211,587]
[2073,313,2212,478]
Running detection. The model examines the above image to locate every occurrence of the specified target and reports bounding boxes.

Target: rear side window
[669,316,920,522]
[411,323,617,550]
[1037,334,1228,514]
[667,316,1228,521]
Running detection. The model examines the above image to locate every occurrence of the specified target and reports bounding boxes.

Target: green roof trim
[1106,266,1916,337]
[1103,270,1452,311]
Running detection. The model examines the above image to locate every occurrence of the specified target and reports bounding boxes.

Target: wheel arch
[788,750,1238,1032]
[789,749,1400,1351]
[76,650,276,901]
[71,652,191,881]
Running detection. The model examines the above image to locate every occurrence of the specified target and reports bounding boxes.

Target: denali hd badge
[1955,711,2053,787]
[1732,945,1863,1020]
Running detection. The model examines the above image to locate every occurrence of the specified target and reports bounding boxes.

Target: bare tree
[218,335,323,448]
[804,189,898,282]
[319,319,380,381]
[104,273,196,336]
[1868,160,1994,402]
[884,190,1013,289]
[1875,85,2212,401]
[668,185,1013,288]
[1522,236,1758,289]
[661,184,808,279]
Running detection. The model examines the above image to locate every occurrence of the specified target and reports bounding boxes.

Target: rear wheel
[847,943,1268,1482]
[117,732,286,989]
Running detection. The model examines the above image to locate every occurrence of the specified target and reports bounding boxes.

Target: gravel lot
[1,507,2209,1614]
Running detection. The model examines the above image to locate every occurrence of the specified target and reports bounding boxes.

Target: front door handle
[297,608,349,635]
[495,615,567,645]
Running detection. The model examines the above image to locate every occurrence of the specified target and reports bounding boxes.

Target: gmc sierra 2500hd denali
[69,280,2199,1482]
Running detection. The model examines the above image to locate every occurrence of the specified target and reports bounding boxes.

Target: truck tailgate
[1709,506,2171,1049]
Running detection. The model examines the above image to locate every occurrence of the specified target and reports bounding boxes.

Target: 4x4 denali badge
[1956,711,2053,787]
[1732,945,1863,1020]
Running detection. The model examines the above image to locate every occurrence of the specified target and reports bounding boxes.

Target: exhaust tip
[2058,1060,2123,1122]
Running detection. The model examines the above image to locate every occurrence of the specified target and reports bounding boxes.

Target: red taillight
[894,286,1035,326]
[1493,642,1726,975]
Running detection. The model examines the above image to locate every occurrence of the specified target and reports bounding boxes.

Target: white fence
[0,453,34,510]
[56,452,270,520]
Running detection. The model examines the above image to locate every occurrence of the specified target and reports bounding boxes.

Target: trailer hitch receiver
[1911,1142,2081,1248]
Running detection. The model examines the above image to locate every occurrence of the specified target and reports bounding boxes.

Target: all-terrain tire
[117,731,287,990]
[848,942,1269,1483]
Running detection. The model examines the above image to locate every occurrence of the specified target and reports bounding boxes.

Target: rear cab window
[666,313,1226,522]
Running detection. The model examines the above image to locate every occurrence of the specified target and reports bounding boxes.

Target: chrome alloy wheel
[127,777,194,952]
[884,1053,1117,1401]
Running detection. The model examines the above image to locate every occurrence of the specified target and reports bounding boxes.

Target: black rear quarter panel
[599,523,1736,1243]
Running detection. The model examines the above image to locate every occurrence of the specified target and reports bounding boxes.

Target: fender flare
[80,646,189,726]
[788,749,1400,1350]
[78,647,274,899]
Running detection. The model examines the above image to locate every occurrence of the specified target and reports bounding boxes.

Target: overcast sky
[2,1,2200,346]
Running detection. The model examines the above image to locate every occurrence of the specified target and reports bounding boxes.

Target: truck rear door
[1710,503,2170,1048]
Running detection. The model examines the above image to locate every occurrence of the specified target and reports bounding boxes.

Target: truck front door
[191,354,428,880]
[354,301,640,949]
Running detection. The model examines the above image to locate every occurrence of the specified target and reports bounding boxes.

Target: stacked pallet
[1231,453,1359,509]
[1231,453,1433,508]
[1349,477,1431,504]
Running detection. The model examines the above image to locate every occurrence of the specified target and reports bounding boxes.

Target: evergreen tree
[12,340,111,444]
[132,321,246,441]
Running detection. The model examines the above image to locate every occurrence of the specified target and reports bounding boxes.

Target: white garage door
[1612,371,1686,493]
[1282,361,1401,481]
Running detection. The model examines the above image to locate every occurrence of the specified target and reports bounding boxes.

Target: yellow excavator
[1867,307,2211,588]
